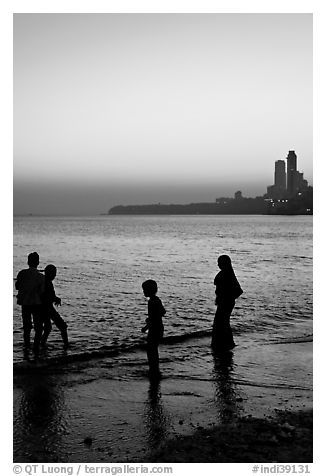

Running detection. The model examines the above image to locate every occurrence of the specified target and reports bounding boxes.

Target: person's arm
[46,279,61,305]
[15,272,21,290]
[53,292,61,306]
[45,281,57,305]
[141,323,149,333]
[233,277,243,299]
[151,297,166,317]
[141,304,150,333]
[160,302,166,316]
[141,317,150,333]
[214,273,220,289]
[214,274,220,294]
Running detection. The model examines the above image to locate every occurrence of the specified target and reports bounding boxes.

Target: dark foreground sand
[145,409,313,463]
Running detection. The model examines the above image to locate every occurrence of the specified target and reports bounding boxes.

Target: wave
[172,375,311,391]
[163,328,211,343]
[13,329,312,374]
[268,334,313,344]
[13,329,213,373]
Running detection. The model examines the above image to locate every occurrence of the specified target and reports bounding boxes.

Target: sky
[13,12,312,215]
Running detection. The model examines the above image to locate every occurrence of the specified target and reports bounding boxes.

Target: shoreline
[13,339,312,463]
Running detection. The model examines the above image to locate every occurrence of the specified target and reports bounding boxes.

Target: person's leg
[147,339,160,374]
[41,314,52,345]
[32,306,44,355]
[212,306,222,348]
[212,301,235,351]
[223,301,235,349]
[21,306,33,348]
[50,309,69,346]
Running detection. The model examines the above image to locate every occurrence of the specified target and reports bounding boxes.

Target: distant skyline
[14,13,312,215]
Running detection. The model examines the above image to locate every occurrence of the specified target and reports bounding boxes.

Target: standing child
[41,264,69,348]
[141,279,166,377]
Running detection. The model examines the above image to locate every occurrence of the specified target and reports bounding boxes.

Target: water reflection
[14,372,67,462]
[143,377,169,450]
[211,350,241,423]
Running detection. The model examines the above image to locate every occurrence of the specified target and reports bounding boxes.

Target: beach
[13,215,313,463]
[13,336,312,463]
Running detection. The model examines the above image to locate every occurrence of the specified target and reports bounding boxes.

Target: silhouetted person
[15,252,45,354]
[41,264,69,348]
[212,255,243,351]
[141,280,166,377]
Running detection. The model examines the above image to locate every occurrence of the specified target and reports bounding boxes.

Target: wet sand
[13,340,312,463]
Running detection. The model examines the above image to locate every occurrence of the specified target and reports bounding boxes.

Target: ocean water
[13,214,312,367]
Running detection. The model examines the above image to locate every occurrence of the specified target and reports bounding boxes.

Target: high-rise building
[287,150,297,197]
[265,150,309,200]
[266,160,287,199]
[274,160,286,191]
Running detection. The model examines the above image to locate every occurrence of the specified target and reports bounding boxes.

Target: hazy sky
[13,13,312,215]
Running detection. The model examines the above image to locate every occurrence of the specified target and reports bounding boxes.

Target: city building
[266,159,286,199]
[287,150,298,197]
[266,150,309,199]
[275,160,286,191]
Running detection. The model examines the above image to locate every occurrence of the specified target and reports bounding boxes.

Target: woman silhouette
[212,255,243,351]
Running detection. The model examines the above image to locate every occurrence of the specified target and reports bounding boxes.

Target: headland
[108,188,312,216]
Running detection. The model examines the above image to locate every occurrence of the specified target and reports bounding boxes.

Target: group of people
[15,252,243,375]
[142,254,243,376]
[15,252,69,355]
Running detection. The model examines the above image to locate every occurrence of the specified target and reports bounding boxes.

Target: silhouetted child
[212,255,243,352]
[41,264,69,348]
[141,280,166,377]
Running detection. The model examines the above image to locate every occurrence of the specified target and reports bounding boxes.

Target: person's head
[44,264,57,281]
[27,252,39,268]
[217,254,232,271]
[142,279,158,297]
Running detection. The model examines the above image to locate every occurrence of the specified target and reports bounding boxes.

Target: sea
[13,214,312,365]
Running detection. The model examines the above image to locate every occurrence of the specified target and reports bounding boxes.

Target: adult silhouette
[212,255,243,351]
[15,252,45,355]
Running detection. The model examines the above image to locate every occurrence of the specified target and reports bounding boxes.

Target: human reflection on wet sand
[211,350,241,423]
[143,377,169,450]
[14,372,67,462]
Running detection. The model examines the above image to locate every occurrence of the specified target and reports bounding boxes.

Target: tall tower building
[266,150,309,200]
[287,150,297,197]
[274,160,286,191]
